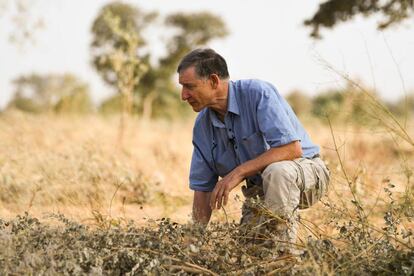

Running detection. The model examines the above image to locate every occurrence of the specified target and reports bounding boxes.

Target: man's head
[177,48,229,79]
[177,48,229,112]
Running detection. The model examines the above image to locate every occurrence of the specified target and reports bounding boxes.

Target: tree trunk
[142,91,156,121]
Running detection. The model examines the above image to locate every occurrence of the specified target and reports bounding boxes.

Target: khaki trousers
[240,157,330,251]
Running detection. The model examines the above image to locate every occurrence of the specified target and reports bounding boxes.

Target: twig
[327,117,368,224]
[382,34,409,128]
[266,261,296,275]
[27,185,41,212]
[109,179,123,218]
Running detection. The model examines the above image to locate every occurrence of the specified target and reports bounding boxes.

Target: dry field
[1,111,413,274]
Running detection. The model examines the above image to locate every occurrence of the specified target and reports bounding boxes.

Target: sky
[0,0,413,109]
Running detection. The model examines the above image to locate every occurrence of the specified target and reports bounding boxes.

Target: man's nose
[181,89,190,101]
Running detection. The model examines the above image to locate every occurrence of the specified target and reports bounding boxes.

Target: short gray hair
[177,48,229,79]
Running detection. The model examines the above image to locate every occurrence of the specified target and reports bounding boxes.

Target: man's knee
[261,161,298,192]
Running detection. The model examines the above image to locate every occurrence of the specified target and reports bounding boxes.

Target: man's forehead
[179,66,198,84]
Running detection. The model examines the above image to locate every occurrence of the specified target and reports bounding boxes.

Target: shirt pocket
[242,131,266,158]
[215,147,237,177]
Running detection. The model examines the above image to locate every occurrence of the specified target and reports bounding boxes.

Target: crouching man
[177,48,330,253]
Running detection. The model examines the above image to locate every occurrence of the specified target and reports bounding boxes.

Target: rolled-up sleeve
[256,88,300,147]
[189,142,218,192]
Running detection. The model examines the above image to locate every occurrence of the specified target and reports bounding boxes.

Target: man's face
[179,66,214,112]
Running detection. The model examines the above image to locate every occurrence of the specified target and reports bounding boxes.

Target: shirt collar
[209,109,225,128]
[227,81,240,116]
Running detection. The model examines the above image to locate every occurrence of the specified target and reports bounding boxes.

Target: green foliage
[285,90,312,116]
[311,84,382,125]
[150,90,193,120]
[99,94,123,114]
[99,93,141,115]
[98,91,192,120]
[55,89,94,114]
[311,89,344,119]
[7,73,93,114]
[305,0,414,38]
[387,93,414,118]
[7,97,42,113]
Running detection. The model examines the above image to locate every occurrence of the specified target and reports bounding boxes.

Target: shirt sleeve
[256,87,300,147]
[189,142,218,192]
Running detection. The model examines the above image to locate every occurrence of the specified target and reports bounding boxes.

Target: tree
[91,2,158,142]
[160,12,229,76]
[91,2,228,119]
[90,2,155,89]
[305,0,414,38]
[138,11,228,119]
[8,73,93,113]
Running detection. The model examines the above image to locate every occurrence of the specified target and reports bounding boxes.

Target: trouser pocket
[294,157,329,209]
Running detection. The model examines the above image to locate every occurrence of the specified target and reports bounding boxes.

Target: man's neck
[210,80,229,122]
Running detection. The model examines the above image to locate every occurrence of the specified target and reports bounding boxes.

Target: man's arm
[210,140,302,209]
[193,191,213,225]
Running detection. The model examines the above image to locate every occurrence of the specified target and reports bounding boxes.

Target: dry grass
[1,111,413,228]
[0,111,195,224]
[1,111,413,274]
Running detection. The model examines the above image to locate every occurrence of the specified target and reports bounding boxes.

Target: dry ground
[0,111,413,238]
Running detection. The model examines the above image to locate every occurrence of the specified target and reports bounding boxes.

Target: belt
[311,153,320,159]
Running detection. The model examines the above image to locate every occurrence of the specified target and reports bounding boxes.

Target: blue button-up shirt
[189,79,319,192]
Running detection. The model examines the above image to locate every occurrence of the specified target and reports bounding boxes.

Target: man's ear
[209,74,220,89]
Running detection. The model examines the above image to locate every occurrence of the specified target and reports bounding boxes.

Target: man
[177,48,329,252]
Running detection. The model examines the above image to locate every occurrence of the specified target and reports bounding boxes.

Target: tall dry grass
[0,111,195,224]
[1,110,412,228]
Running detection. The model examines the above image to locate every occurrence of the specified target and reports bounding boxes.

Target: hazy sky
[1,0,413,109]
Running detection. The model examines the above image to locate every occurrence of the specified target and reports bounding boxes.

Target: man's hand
[210,168,244,210]
[208,141,302,210]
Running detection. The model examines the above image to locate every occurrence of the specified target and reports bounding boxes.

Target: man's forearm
[235,141,302,179]
[192,191,212,225]
[209,141,303,210]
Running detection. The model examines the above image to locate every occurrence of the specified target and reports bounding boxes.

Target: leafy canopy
[8,73,92,113]
[305,0,414,38]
